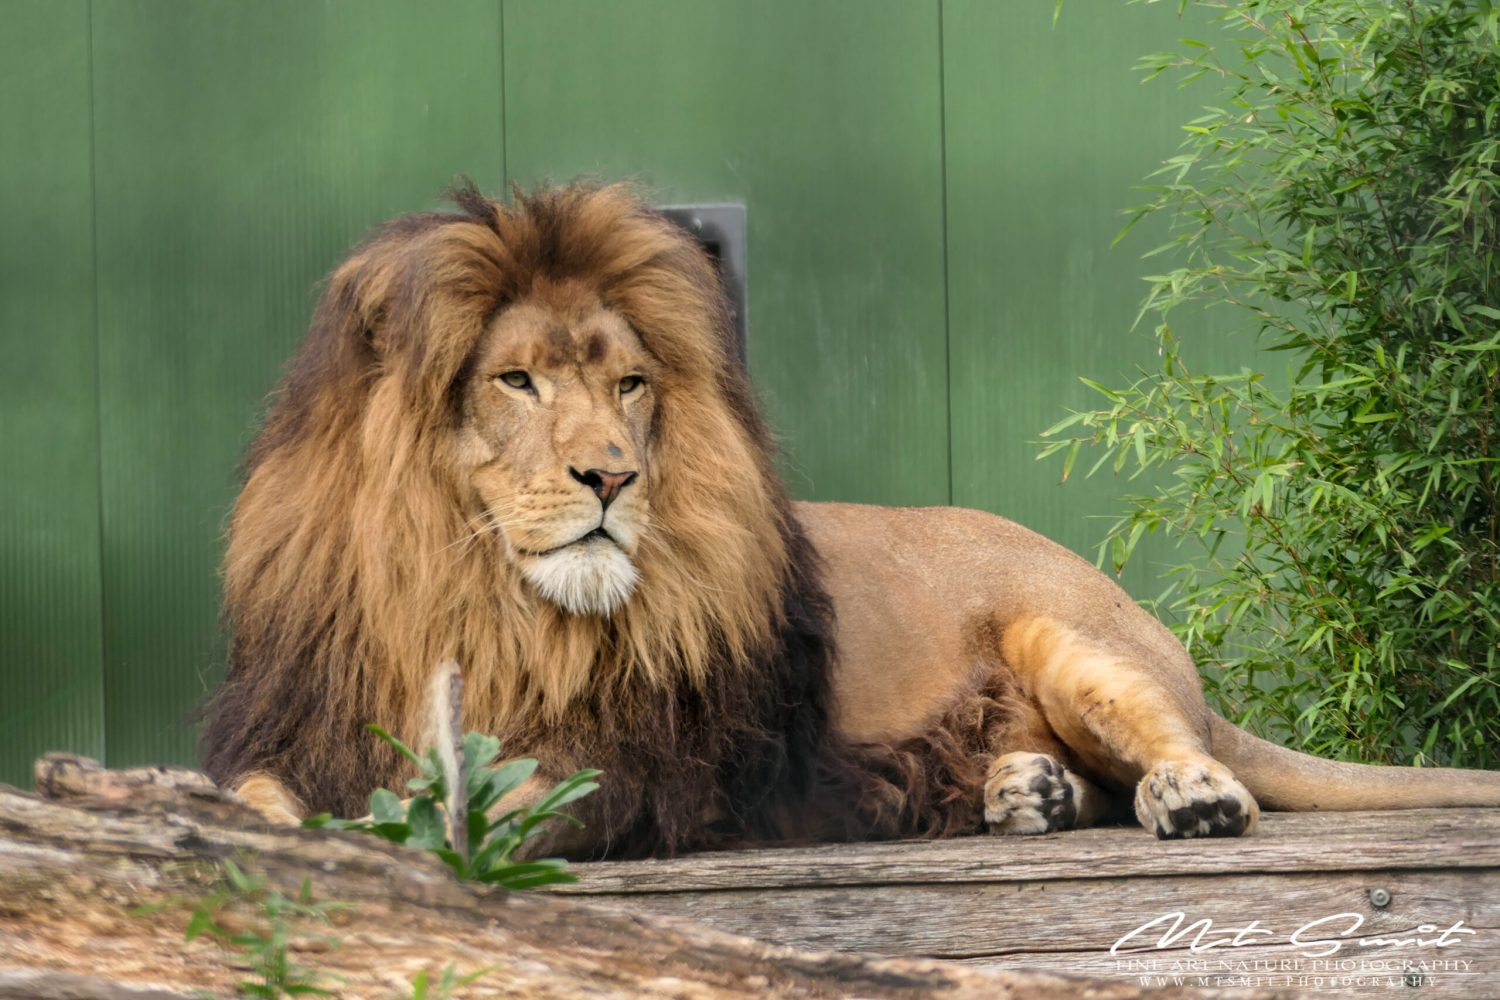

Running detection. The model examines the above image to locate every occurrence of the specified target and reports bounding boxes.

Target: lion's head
[202,184,840,852]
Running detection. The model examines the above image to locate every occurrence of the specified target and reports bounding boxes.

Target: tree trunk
[0,755,1297,999]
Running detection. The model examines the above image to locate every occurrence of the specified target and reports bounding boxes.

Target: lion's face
[459,285,659,616]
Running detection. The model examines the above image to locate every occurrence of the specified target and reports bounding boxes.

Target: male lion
[204,183,1500,856]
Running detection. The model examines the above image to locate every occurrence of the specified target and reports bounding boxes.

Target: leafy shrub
[307,725,600,889]
[1046,0,1500,765]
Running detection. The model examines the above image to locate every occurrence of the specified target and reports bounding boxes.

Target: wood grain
[556,811,1500,998]
[556,810,1500,892]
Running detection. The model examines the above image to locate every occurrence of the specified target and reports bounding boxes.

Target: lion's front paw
[231,773,305,826]
[984,752,1078,835]
[1134,759,1258,839]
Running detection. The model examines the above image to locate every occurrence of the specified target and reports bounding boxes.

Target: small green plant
[1046,0,1500,765]
[154,862,490,998]
[181,859,345,997]
[307,726,600,889]
[400,964,493,1000]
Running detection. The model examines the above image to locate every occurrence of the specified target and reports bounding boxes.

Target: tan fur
[213,184,1500,849]
[232,774,304,826]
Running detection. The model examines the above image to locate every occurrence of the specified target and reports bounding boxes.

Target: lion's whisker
[429,509,511,560]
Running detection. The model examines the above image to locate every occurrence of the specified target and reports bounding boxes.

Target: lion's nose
[570,467,638,510]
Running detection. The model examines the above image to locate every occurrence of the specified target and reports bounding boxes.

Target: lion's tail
[1210,715,1500,811]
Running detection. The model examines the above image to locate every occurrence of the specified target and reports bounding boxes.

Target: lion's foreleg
[1003,616,1259,839]
[231,772,305,826]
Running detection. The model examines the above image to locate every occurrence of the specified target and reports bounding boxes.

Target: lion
[202,182,1500,856]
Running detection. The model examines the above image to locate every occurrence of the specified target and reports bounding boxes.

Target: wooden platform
[555,810,1500,998]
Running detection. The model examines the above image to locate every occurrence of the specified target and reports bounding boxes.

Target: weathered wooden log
[0,755,1296,999]
[557,807,1500,999]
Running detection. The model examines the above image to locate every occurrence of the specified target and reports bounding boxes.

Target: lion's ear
[295,222,436,394]
[301,214,506,421]
[307,241,405,367]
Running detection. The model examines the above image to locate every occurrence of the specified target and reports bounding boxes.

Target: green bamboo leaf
[1061,438,1082,483]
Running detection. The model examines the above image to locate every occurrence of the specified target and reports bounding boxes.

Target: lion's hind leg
[1003,615,1260,839]
[983,751,1110,835]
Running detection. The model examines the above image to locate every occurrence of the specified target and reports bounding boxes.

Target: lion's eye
[619,375,645,395]
[497,371,532,391]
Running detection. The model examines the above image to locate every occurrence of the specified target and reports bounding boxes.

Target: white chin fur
[521,540,639,616]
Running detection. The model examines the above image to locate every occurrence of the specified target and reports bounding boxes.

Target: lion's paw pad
[1134,760,1259,839]
[984,753,1078,835]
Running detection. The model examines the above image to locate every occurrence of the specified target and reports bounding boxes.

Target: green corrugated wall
[0,0,1227,786]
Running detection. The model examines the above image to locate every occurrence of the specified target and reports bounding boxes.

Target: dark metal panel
[503,0,950,507]
[0,0,105,786]
[89,0,505,767]
[659,204,748,364]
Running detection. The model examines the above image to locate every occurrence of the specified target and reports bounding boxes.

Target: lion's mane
[201,184,845,855]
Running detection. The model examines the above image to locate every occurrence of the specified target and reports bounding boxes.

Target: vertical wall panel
[90,0,505,767]
[944,1,1235,596]
[0,0,104,786]
[503,0,950,506]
